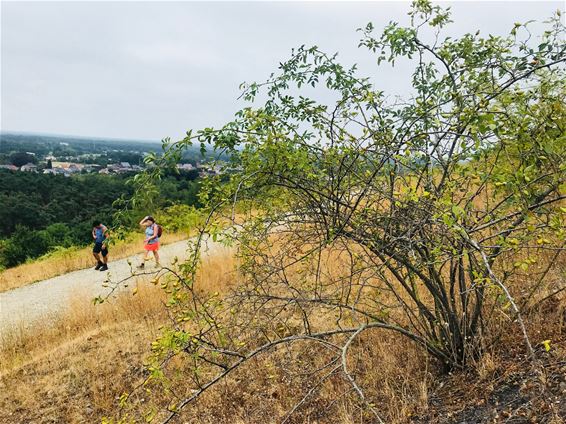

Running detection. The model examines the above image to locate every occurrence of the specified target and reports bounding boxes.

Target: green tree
[42,223,75,248]
[1,226,50,267]
[0,193,51,236]
[10,152,37,167]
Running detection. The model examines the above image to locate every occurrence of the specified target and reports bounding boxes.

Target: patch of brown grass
[1,243,564,423]
[165,332,431,424]
[0,247,238,423]
[0,284,167,422]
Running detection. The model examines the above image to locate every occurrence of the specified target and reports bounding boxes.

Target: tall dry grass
[0,284,165,422]
[0,249,237,423]
[0,243,433,423]
[1,240,564,423]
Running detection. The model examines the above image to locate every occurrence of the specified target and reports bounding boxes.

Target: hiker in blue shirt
[92,221,109,271]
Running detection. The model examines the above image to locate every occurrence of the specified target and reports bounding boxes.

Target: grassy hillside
[1,245,564,423]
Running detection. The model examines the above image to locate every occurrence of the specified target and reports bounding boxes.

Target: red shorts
[144,242,160,251]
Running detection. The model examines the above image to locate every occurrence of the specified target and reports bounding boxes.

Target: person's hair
[93,220,101,228]
[145,216,155,223]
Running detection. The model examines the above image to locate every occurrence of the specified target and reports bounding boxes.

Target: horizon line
[0,129,162,144]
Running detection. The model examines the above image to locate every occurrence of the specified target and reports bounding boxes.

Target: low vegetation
[1,246,564,423]
[0,248,234,422]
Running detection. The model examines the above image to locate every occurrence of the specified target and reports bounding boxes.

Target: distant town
[0,155,223,177]
[0,132,231,177]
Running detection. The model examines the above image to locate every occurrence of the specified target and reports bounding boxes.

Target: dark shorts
[93,242,108,256]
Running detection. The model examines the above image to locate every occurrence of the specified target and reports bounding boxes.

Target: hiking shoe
[94,262,103,270]
[99,264,109,271]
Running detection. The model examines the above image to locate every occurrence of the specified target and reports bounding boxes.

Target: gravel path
[0,237,222,336]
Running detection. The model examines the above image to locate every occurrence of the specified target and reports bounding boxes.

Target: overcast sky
[1,1,563,141]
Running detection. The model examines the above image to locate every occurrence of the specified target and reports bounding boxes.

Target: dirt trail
[0,237,222,336]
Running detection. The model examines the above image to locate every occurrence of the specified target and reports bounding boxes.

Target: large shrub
[117,2,565,421]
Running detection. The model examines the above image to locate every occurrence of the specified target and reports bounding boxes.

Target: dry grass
[0,232,188,293]
[0,249,237,423]
[1,240,564,423]
[166,330,431,424]
[0,284,166,423]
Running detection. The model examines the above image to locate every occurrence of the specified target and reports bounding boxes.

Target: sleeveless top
[145,224,159,245]
[94,226,106,243]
